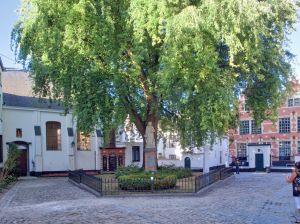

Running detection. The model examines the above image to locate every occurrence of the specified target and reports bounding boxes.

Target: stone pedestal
[145,148,157,172]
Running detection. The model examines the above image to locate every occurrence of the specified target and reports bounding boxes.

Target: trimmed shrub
[118,174,177,190]
[158,165,193,179]
[115,164,143,179]
[115,164,191,191]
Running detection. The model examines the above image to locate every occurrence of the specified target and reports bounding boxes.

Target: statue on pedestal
[145,122,155,149]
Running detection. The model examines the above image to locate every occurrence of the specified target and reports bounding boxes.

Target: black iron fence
[69,167,234,196]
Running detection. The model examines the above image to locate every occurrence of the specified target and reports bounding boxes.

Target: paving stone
[0,173,297,224]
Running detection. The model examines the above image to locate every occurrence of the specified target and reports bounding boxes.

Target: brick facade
[229,80,300,166]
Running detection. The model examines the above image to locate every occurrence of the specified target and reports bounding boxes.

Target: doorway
[109,155,117,171]
[255,154,264,171]
[7,141,30,176]
[18,149,28,176]
[184,157,191,169]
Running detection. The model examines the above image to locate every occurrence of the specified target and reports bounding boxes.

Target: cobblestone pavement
[0,173,297,224]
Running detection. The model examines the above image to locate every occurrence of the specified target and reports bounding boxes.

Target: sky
[0,0,299,80]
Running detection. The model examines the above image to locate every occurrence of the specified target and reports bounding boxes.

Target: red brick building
[229,80,300,166]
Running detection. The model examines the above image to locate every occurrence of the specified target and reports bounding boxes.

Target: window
[239,121,250,135]
[237,143,247,161]
[169,154,176,160]
[287,98,300,107]
[77,131,91,151]
[279,141,291,160]
[295,98,300,106]
[279,118,290,133]
[298,117,300,132]
[168,134,177,148]
[34,126,41,136]
[118,156,124,167]
[251,120,261,134]
[243,103,249,112]
[132,146,140,162]
[298,141,300,154]
[46,121,61,151]
[16,128,22,138]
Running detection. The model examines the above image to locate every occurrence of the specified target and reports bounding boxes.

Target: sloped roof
[2,68,64,110]
[3,93,63,110]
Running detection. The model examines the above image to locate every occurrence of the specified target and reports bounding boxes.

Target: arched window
[46,121,61,151]
[77,131,91,151]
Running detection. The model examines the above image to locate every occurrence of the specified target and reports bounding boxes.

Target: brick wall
[229,80,300,164]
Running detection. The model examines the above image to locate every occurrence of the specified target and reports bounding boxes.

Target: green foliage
[0,144,20,191]
[0,144,21,180]
[115,164,143,179]
[12,0,299,149]
[115,164,192,179]
[158,165,193,179]
[118,174,177,190]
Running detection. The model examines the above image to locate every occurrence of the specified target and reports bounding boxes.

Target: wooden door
[109,155,117,171]
[18,149,28,176]
[103,156,107,171]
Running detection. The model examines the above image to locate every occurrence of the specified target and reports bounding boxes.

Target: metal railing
[69,170,102,194]
[220,167,234,180]
[69,167,234,196]
[100,176,196,195]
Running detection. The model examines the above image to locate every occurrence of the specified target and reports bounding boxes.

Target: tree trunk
[108,128,116,148]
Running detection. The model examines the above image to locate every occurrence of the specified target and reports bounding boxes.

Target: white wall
[157,138,182,160]
[157,137,229,171]
[76,150,96,170]
[2,108,36,171]
[248,145,271,168]
[124,142,143,167]
[40,111,70,171]
[205,137,229,170]
[158,159,182,167]
[75,134,97,170]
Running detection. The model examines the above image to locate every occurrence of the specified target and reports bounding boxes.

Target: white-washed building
[0,58,229,175]
[0,68,103,175]
[156,132,229,172]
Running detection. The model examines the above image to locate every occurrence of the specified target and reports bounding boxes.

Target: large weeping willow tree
[12,0,299,170]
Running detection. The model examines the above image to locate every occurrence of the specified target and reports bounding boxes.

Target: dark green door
[255,154,264,171]
[184,157,191,169]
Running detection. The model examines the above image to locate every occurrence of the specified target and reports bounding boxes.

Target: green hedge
[115,164,143,179]
[158,165,193,179]
[115,164,192,179]
[115,164,192,191]
[118,174,177,190]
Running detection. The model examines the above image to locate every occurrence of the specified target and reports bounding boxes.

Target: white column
[34,111,43,174]
[203,147,210,173]
[66,114,75,170]
[95,130,103,170]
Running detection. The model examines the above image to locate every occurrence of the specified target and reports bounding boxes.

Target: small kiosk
[247,143,271,171]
